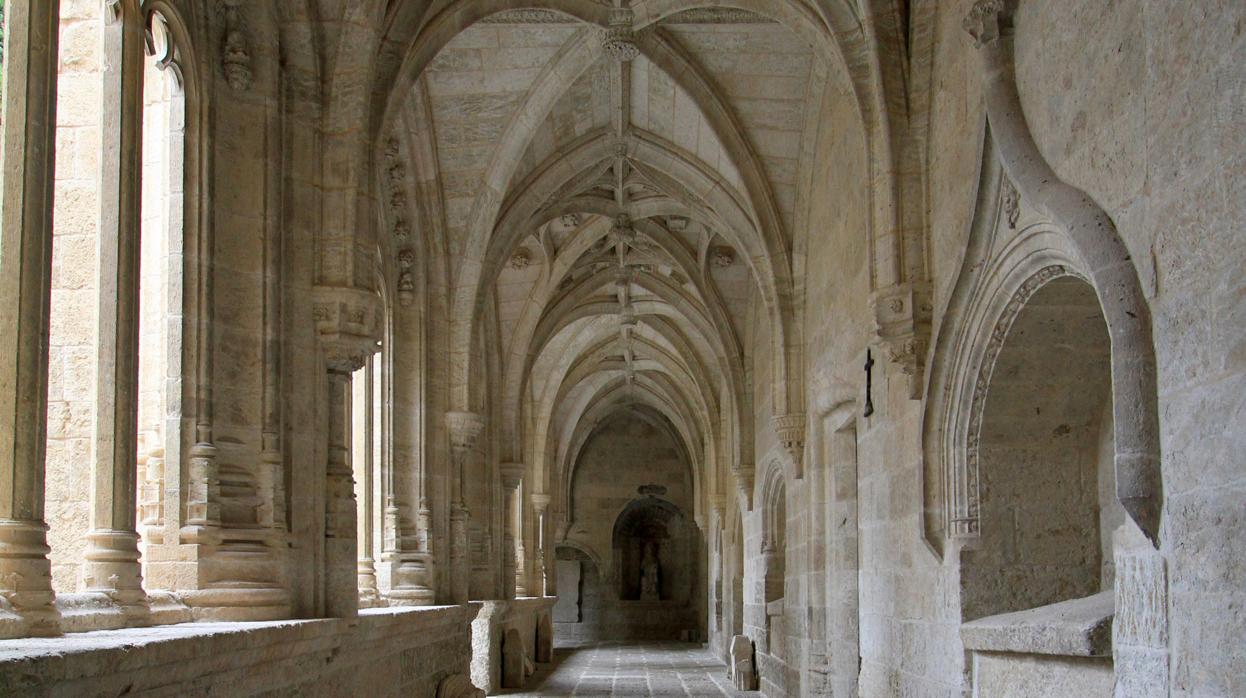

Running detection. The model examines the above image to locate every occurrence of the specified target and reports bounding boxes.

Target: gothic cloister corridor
[0,0,1243,696]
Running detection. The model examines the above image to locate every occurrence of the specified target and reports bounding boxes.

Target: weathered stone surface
[0,1,1238,695]
[961,591,1114,657]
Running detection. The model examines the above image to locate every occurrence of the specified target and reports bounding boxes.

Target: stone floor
[499,642,755,697]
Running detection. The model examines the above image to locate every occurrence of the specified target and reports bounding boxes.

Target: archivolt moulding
[921,126,1088,559]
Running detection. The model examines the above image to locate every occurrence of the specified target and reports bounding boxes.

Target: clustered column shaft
[83,0,148,617]
[0,0,64,637]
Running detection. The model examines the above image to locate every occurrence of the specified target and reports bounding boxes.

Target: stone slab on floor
[498,641,757,697]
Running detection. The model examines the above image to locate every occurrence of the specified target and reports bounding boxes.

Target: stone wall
[0,606,476,697]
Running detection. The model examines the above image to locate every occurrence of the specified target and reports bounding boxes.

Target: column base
[358,558,383,608]
[0,519,60,637]
[178,587,292,621]
[380,554,436,606]
[83,528,148,623]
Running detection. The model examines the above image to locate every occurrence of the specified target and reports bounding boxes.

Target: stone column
[709,494,726,636]
[500,463,524,599]
[531,493,551,596]
[0,0,63,638]
[352,355,380,606]
[82,0,148,619]
[324,367,358,617]
[446,411,484,604]
[380,292,434,606]
[312,286,381,618]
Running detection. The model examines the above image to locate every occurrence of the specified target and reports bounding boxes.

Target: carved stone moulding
[955,264,1071,539]
[772,413,806,478]
[312,285,382,373]
[872,282,933,400]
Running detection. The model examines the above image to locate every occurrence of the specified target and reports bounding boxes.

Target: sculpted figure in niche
[640,541,661,601]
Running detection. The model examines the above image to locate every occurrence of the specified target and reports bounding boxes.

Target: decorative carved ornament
[220,0,252,91]
[772,413,805,479]
[955,264,1070,537]
[508,248,532,270]
[711,245,736,268]
[963,0,1004,48]
[601,7,639,62]
[1002,177,1021,229]
[311,286,382,373]
[872,283,933,399]
[384,136,419,307]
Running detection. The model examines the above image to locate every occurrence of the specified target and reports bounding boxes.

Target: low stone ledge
[0,604,479,696]
[470,597,557,693]
[960,591,1114,657]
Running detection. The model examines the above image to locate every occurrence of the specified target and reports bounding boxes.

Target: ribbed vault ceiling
[385,3,836,519]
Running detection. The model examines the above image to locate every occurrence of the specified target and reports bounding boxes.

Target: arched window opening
[961,275,1122,621]
[352,351,384,604]
[135,11,185,581]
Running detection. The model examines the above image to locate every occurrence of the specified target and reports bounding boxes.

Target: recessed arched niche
[612,496,692,603]
[961,273,1124,621]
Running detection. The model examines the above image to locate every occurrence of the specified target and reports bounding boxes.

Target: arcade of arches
[0,0,1241,696]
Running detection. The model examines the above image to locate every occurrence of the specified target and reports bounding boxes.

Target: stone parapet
[0,604,479,696]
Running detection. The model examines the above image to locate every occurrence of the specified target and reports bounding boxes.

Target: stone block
[729,634,757,691]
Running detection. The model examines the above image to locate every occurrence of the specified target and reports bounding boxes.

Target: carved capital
[872,282,933,399]
[500,462,525,491]
[530,493,552,513]
[312,286,382,373]
[708,494,726,520]
[772,413,806,478]
[446,411,486,456]
[963,0,1004,48]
